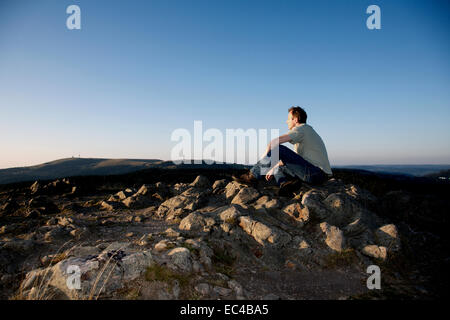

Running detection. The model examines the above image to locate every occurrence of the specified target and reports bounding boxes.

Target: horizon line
[1,157,450,171]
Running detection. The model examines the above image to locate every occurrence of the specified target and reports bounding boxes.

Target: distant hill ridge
[0,158,250,185]
[335,164,450,177]
[2,158,449,185]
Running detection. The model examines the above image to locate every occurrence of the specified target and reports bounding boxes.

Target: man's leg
[272,145,327,185]
[249,149,288,185]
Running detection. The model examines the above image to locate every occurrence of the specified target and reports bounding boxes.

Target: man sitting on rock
[233,106,333,196]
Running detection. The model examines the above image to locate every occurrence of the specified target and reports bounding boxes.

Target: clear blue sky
[1,0,449,169]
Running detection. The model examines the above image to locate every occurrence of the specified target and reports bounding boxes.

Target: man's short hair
[288,106,307,124]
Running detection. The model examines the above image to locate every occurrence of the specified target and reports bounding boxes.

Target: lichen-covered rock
[301,190,329,221]
[239,216,291,247]
[218,205,242,223]
[323,193,361,227]
[20,247,153,299]
[116,188,136,200]
[122,194,152,209]
[361,245,388,260]
[319,222,346,252]
[179,212,207,231]
[136,184,152,196]
[281,203,310,226]
[157,187,208,220]
[212,179,227,192]
[154,240,171,252]
[190,175,210,188]
[375,224,400,251]
[167,247,192,272]
[224,181,245,200]
[100,201,118,211]
[343,217,374,249]
[195,283,211,295]
[231,187,260,206]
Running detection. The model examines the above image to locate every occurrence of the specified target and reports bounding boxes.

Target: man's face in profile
[286,112,298,130]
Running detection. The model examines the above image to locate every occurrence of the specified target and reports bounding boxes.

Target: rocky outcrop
[0,174,411,300]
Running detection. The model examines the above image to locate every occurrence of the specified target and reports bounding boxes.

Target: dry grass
[323,249,358,268]
[13,239,76,300]
[145,264,195,298]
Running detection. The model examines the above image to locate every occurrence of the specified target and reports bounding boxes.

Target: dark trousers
[250,145,328,185]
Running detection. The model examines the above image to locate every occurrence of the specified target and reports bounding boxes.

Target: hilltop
[0,166,448,300]
[0,158,250,185]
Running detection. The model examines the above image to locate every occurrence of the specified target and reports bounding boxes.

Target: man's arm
[265,134,292,155]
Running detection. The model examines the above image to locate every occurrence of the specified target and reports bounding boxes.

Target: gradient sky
[1,0,449,169]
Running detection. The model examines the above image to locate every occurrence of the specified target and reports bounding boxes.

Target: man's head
[286,106,307,130]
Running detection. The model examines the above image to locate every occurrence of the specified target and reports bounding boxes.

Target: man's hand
[265,160,284,181]
[265,167,274,181]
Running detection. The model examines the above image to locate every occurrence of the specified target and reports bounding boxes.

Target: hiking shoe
[278,179,302,197]
[232,171,258,185]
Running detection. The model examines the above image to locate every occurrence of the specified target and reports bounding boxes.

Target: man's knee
[268,144,289,157]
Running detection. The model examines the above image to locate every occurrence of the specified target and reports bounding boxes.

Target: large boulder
[301,190,330,221]
[156,187,209,221]
[20,246,154,299]
[239,216,291,248]
[167,247,192,272]
[323,193,361,227]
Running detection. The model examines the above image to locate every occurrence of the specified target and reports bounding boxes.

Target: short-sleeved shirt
[287,124,333,175]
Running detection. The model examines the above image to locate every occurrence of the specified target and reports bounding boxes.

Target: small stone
[218,206,242,222]
[165,227,181,238]
[214,286,232,297]
[228,280,244,296]
[195,283,210,295]
[100,201,115,211]
[154,240,169,252]
[375,224,400,251]
[212,179,227,191]
[362,245,388,260]
[179,212,206,231]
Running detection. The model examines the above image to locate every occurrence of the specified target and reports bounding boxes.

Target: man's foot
[278,179,302,197]
[232,171,258,185]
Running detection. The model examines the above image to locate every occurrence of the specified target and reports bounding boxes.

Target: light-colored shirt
[287,123,333,175]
